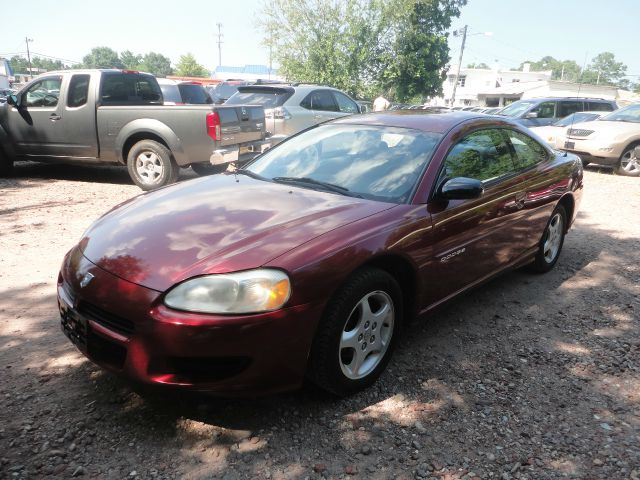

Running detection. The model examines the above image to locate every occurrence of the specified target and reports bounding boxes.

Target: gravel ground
[0,162,638,480]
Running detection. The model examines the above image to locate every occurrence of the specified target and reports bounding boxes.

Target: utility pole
[450,25,467,107]
[25,37,33,78]
[216,23,223,67]
[268,27,273,80]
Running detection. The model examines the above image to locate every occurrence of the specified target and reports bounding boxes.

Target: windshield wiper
[272,176,362,197]
[235,168,266,180]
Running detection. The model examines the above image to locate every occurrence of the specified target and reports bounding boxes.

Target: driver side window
[24,76,62,108]
[531,101,556,119]
[441,129,516,184]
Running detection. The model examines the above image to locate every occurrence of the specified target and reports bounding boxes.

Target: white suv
[225,84,360,144]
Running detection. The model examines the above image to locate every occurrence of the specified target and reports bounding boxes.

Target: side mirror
[6,94,19,107]
[524,111,538,119]
[438,177,484,200]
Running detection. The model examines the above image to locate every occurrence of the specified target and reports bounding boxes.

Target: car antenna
[566,53,589,158]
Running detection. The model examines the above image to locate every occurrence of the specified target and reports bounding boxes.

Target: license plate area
[564,141,575,149]
[60,298,88,350]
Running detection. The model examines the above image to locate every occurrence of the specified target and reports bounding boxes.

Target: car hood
[80,174,394,291]
[571,120,640,137]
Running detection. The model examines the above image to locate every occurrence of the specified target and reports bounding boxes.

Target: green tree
[386,0,466,101]
[120,50,142,70]
[174,53,208,77]
[140,52,173,76]
[467,62,490,69]
[519,56,581,82]
[581,52,626,86]
[82,47,123,69]
[260,0,465,101]
[9,56,29,73]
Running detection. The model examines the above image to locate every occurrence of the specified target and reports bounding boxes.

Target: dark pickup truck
[0,69,269,190]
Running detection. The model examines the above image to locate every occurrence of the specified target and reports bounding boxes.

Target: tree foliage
[140,52,173,77]
[82,47,124,69]
[467,62,490,69]
[518,56,581,82]
[260,0,466,101]
[120,50,142,70]
[9,55,65,73]
[174,53,208,77]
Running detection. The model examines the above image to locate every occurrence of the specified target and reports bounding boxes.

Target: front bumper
[58,248,322,396]
[560,137,621,166]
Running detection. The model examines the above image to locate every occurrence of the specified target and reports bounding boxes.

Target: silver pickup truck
[0,69,268,190]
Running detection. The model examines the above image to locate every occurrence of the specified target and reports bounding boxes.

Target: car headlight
[164,269,291,314]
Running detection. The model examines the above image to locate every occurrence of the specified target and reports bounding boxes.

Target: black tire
[616,145,640,177]
[0,146,14,177]
[191,162,228,176]
[308,268,402,396]
[529,204,567,273]
[126,140,179,191]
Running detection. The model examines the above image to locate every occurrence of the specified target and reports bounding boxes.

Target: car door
[5,75,64,156]
[305,89,341,124]
[524,100,557,127]
[426,128,527,304]
[60,73,98,158]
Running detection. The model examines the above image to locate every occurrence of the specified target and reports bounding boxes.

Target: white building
[434,63,640,108]
[437,64,552,108]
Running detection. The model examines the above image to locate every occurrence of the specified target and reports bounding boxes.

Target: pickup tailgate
[217,105,265,147]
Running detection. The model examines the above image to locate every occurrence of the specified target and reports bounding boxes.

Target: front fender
[115,119,187,165]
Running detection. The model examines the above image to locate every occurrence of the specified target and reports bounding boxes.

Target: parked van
[498,97,617,127]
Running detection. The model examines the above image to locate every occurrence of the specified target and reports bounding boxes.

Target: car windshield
[245,124,442,203]
[498,100,537,117]
[553,112,600,127]
[600,104,640,123]
[226,88,292,108]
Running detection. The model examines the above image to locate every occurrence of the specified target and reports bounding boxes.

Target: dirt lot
[0,163,638,480]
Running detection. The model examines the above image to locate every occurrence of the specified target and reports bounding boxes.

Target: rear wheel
[529,204,566,273]
[191,162,228,176]
[308,268,402,396]
[617,146,640,177]
[127,140,179,191]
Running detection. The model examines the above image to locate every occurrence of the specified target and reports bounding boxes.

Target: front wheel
[191,162,227,176]
[617,146,640,177]
[0,148,13,177]
[308,268,402,396]
[529,204,566,273]
[127,140,179,191]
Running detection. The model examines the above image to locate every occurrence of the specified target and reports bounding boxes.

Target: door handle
[49,114,61,121]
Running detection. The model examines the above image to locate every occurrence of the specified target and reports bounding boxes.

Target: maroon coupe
[58,111,583,396]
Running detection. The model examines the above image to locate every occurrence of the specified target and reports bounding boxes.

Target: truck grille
[78,302,135,335]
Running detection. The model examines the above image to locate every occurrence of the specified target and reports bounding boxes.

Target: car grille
[567,128,594,137]
[77,302,135,335]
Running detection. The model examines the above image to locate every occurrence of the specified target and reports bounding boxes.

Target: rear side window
[226,88,292,108]
[333,91,359,113]
[587,101,615,112]
[301,90,338,112]
[101,73,162,105]
[67,74,90,108]
[178,84,212,104]
[531,101,556,119]
[506,130,548,169]
[557,100,583,118]
[442,129,516,183]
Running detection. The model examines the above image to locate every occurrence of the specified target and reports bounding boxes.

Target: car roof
[514,97,614,103]
[331,110,492,134]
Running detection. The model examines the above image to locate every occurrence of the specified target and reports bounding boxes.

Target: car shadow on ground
[0,220,638,479]
[8,161,199,187]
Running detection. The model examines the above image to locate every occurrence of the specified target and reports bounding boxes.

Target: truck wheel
[191,162,227,176]
[127,140,179,191]
[0,147,14,177]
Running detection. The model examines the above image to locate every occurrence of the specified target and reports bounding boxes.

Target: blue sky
[1,0,639,78]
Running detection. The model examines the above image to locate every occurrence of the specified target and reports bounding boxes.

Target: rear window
[178,84,212,104]
[587,101,615,112]
[101,73,162,105]
[226,88,293,108]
